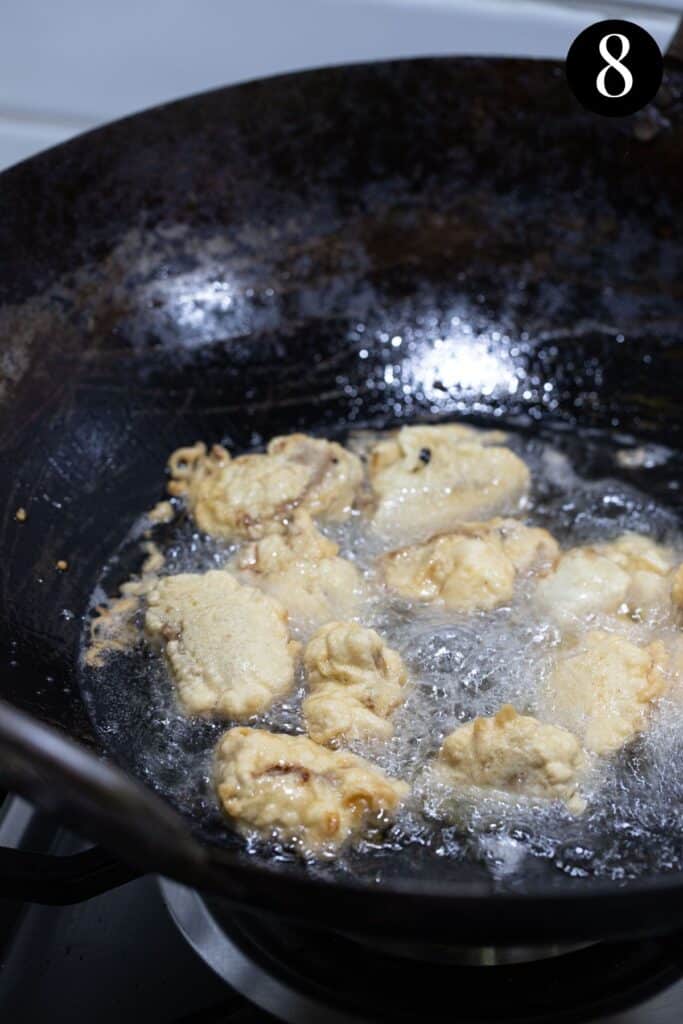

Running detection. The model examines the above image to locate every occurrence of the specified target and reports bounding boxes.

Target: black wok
[1,56,683,946]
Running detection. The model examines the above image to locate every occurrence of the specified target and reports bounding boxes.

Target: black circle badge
[566,19,663,117]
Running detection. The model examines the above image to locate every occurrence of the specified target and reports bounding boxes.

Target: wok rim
[0,52,559,181]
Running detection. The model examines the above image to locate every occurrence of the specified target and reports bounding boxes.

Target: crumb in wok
[147,499,175,524]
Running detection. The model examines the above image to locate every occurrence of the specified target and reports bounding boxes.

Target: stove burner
[160,880,683,1024]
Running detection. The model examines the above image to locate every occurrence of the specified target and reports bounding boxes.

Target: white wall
[0,0,677,170]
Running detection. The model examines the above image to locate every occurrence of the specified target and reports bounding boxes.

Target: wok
[1,56,683,946]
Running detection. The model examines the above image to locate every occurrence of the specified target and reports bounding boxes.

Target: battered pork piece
[145,571,299,718]
[600,534,677,617]
[267,434,363,519]
[381,518,558,611]
[214,727,409,851]
[302,622,407,745]
[235,511,367,631]
[167,433,362,539]
[368,424,530,545]
[534,533,678,629]
[435,705,586,814]
[543,630,668,755]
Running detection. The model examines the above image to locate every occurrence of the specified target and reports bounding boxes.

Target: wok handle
[0,698,209,899]
[0,844,142,905]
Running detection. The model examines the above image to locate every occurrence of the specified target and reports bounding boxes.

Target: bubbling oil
[80,426,683,886]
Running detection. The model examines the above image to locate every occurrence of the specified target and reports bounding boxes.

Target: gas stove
[2,795,683,1023]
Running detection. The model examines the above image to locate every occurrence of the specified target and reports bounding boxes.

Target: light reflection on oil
[404,334,520,400]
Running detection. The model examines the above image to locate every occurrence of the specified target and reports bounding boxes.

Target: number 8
[596,33,634,99]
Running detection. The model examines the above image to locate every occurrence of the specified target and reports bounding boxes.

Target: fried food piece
[239,508,339,568]
[533,548,629,629]
[167,434,362,539]
[597,533,677,617]
[145,571,299,718]
[304,621,407,701]
[167,442,305,539]
[302,622,407,745]
[243,556,363,628]
[599,532,674,576]
[381,518,558,611]
[235,511,366,630]
[303,689,395,745]
[534,533,677,629]
[435,705,586,813]
[365,422,508,456]
[368,424,530,545]
[267,434,362,520]
[544,631,667,755]
[214,727,409,851]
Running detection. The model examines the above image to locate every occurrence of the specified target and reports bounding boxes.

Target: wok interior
[82,423,683,892]
[1,58,682,902]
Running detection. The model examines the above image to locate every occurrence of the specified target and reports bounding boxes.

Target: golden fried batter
[544,630,667,755]
[235,511,366,631]
[302,622,407,745]
[85,594,142,668]
[85,543,164,668]
[303,689,395,745]
[597,533,677,618]
[435,705,586,813]
[599,532,674,576]
[368,424,530,544]
[267,433,362,520]
[533,548,629,629]
[147,500,175,524]
[214,727,409,851]
[167,434,362,539]
[381,518,557,611]
[145,571,299,718]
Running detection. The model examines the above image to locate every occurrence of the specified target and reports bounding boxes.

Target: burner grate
[162,880,683,1024]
